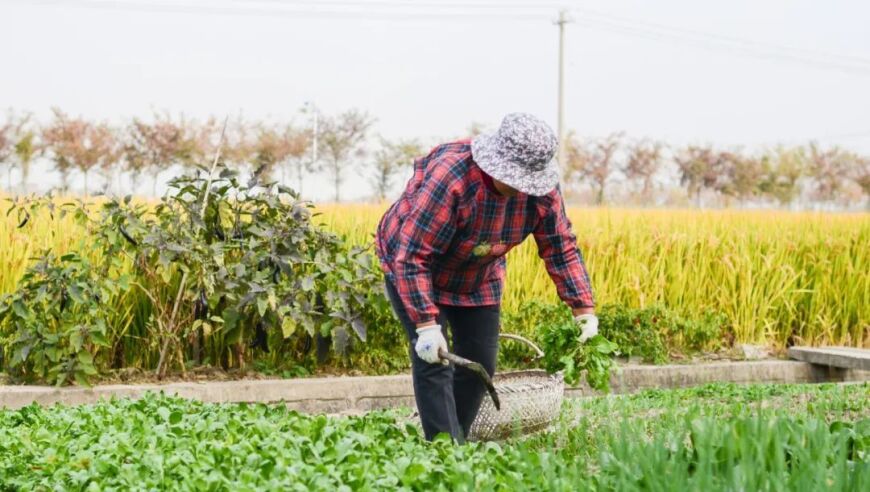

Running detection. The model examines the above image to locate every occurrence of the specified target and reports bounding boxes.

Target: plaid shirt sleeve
[533,191,595,309]
[392,162,459,325]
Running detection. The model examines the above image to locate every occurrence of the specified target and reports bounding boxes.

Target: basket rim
[493,369,559,382]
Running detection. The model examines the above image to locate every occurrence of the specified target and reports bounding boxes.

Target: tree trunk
[7,166,12,192]
[152,173,159,197]
[83,170,89,196]
[595,182,605,205]
[297,164,304,195]
[116,168,124,196]
[333,160,341,203]
[20,160,30,193]
[642,178,652,202]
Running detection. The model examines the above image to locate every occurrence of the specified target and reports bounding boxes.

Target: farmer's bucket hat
[471,112,560,196]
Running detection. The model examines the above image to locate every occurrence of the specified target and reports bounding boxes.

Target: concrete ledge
[1,361,867,412]
[788,346,870,370]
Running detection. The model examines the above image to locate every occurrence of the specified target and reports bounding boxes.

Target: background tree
[252,122,311,192]
[12,113,41,193]
[623,138,664,201]
[589,133,623,205]
[0,112,13,192]
[252,123,291,183]
[42,109,118,195]
[220,115,255,174]
[124,113,196,196]
[807,143,851,205]
[369,137,422,202]
[674,144,723,206]
[283,125,312,194]
[561,131,588,199]
[716,151,763,205]
[759,146,806,207]
[853,155,870,209]
[319,109,375,202]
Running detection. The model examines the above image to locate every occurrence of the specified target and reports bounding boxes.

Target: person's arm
[532,190,595,312]
[392,166,458,327]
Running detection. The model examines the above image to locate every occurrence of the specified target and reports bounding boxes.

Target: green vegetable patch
[1,383,867,491]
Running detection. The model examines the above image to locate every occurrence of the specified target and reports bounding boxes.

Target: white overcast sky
[1,0,869,199]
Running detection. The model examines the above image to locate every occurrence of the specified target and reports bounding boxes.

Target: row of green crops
[1,382,867,490]
[1,190,867,384]
[5,202,868,351]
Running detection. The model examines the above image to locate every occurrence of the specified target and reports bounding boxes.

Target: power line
[572,13,870,74]
[247,0,570,9]
[572,6,870,66]
[574,19,870,76]
[16,0,870,74]
[24,0,552,21]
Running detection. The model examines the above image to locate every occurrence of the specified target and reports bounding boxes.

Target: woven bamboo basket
[467,334,564,441]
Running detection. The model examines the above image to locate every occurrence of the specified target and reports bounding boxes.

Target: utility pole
[555,10,572,167]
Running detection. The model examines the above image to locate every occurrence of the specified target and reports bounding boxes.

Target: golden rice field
[317,205,869,349]
[1,201,868,350]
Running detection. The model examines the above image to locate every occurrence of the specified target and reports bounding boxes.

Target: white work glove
[415,324,449,365]
[575,314,599,343]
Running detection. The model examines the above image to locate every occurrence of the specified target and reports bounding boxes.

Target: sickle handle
[438,348,501,411]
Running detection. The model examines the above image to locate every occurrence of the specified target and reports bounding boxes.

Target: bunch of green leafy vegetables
[539,314,619,391]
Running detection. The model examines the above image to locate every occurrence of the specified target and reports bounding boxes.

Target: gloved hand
[415,324,449,365]
[575,314,599,343]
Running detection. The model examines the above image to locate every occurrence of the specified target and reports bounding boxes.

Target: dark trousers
[384,280,500,442]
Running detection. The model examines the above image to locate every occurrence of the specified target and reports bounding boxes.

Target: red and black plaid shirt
[376,140,595,325]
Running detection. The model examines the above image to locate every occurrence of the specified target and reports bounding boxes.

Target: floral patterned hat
[471,113,560,196]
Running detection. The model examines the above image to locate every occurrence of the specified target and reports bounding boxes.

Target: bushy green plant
[0,252,118,385]
[597,304,671,363]
[598,304,729,363]
[4,165,383,382]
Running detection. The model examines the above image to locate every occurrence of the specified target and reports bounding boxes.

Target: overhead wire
[14,0,870,74]
[574,18,870,76]
[571,6,870,65]
[23,0,553,21]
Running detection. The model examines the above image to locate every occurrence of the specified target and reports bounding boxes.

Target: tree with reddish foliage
[715,151,764,205]
[251,123,311,192]
[318,109,375,202]
[42,109,119,195]
[252,124,289,182]
[220,116,255,173]
[674,145,724,207]
[623,138,664,201]
[123,113,196,196]
[563,132,623,205]
[284,126,312,194]
[854,156,870,209]
[807,143,853,205]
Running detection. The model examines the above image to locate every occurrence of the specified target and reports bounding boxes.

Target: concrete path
[1,360,867,412]
[788,346,870,371]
